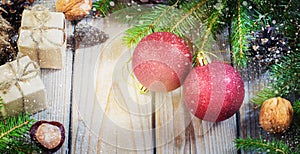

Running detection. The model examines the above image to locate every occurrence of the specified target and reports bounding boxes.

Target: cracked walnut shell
[259,97,293,133]
[56,0,92,21]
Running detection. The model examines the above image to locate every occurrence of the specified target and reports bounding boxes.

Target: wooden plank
[155,90,238,154]
[239,75,272,154]
[155,89,194,154]
[32,20,74,153]
[72,17,154,153]
[239,78,262,139]
[155,29,238,153]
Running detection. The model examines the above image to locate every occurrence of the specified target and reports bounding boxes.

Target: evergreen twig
[93,0,113,16]
[120,1,226,48]
[0,96,3,109]
[93,0,126,17]
[169,0,207,33]
[251,88,276,106]
[0,114,40,153]
[230,0,256,67]
[122,4,177,48]
[251,52,300,105]
[293,100,300,114]
[235,137,292,154]
[194,4,224,66]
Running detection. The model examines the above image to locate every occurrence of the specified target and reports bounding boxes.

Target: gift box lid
[21,9,65,29]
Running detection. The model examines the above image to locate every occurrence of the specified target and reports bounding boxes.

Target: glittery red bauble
[132,32,192,92]
[183,62,245,122]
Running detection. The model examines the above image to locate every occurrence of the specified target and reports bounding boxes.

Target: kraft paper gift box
[17,5,66,69]
[0,56,47,117]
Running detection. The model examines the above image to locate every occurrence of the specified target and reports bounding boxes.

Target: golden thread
[237,0,244,59]
[22,5,65,65]
[196,15,218,66]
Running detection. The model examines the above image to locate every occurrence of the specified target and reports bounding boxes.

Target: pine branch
[122,4,177,48]
[230,0,255,67]
[293,100,300,114]
[236,0,244,66]
[193,7,223,66]
[0,114,40,153]
[235,137,293,154]
[169,0,207,33]
[0,96,3,109]
[93,0,112,16]
[179,0,225,64]
[93,0,126,17]
[251,52,300,105]
[269,52,300,96]
[251,88,277,106]
[120,1,225,48]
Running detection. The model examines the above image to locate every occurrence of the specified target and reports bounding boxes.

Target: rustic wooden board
[238,75,292,154]
[154,31,238,153]
[72,17,154,153]
[28,8,271,154]
[32,21,74,153]
[239,77,265,140]
[4,1,285,154]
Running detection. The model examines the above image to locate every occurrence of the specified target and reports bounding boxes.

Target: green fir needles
[93,0,125,17]
[230,0,255,67]
[120,0,228,48]
[235,137,293,154]
[0,114,40,154]
[0,96,3,109]
[294,100,300,114]
[93,0,114,16]
[252,52,300,105]
[122,4,177,48]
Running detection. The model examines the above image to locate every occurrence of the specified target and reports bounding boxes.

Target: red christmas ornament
[132,32,192,92]
[183,61,244,122]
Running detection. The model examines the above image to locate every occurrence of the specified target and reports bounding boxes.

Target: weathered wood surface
[33,21,73,153]
[71,18,154,153]
[154,29,238,154]
[35,13,273,154]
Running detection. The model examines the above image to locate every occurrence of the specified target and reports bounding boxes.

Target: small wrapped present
[17,5,66,69]
[0,56,47,118]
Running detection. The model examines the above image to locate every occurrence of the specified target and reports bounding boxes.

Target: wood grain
[72,17,154,153]
[155,87,238,154]
[154,28,238,154]
[29,5,276,154]
[239,75,275,154]
[32,21,74,153]
[3,1,287,153]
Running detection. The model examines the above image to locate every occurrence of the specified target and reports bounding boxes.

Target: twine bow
[0,56,40,113]
[20,5,65,65]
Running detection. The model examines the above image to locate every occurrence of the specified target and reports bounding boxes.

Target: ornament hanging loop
[196,52,210,66]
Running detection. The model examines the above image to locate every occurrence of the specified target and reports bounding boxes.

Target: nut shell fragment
[56,0,92,21]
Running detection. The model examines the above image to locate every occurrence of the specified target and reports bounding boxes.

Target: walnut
[259,97,293,133]
[56,0,92,21]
